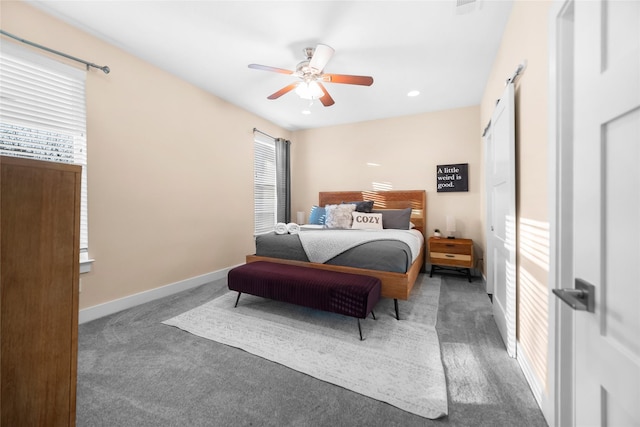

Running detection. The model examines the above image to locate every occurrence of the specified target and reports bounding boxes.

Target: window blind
[253,132,276,235]
[0,42,89,254]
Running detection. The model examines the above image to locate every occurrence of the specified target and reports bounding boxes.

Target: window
[0,42,91,270]
[253,132,276,235]
[253,131,291,235]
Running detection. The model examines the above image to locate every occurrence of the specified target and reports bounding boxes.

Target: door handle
[552,278,595,312]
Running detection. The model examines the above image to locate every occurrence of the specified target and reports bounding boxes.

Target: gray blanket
[297,229,423,264]
[254,229,423,273]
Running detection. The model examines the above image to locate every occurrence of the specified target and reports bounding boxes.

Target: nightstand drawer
[430,241,472,255]
[431,252,472,262]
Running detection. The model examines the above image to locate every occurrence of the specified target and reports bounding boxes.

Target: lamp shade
[446,215,456,233]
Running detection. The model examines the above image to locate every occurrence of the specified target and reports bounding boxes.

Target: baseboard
[516,341,546,412]
[79,264,242,324]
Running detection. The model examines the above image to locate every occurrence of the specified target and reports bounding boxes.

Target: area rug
[162,274,448,419]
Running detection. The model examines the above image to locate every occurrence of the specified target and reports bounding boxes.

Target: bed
[246,190,427,303]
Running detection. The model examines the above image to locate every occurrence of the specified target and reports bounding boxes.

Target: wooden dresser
[1,156,81,426]
[428,237,474,282]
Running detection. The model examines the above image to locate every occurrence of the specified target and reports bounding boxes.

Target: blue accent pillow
[308,206,326,225]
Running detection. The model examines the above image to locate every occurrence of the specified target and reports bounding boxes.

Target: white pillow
[324,204,356,229]
[351,212,383,230]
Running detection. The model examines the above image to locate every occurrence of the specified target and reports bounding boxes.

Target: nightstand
[428,237,474,282]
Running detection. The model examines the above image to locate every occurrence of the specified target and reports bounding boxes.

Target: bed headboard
[318,190,427,240]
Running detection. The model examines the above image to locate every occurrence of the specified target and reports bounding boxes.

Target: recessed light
[407,90,420,97]
[301,110,311,115]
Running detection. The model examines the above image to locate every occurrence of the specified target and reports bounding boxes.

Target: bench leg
[394,299,400,320]
[359,308,379,340]
[234,292,242,308]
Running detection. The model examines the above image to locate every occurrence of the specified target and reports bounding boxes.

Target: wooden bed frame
[246,190,427,301]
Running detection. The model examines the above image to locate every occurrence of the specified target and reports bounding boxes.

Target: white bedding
[297,229,424,264]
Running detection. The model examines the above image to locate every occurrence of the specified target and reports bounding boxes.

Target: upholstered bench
[227,261,381,340]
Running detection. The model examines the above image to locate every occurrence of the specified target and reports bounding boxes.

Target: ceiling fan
[248,44,374,107]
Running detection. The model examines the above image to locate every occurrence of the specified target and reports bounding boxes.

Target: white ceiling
[28,0,514,131]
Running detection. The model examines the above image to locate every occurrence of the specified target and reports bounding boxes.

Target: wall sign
[437,163,468,192]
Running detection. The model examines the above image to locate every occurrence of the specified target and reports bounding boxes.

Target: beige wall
[291,106,483,258]
[1,1,291,309]
[480,0,553,404]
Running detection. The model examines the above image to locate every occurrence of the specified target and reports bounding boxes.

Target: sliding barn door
[486,83,517,358]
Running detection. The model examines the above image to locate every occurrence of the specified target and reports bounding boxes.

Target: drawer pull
[446,244,455,247]
[445,254,455,258]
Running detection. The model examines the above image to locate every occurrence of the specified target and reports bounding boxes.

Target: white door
[486,83,517,358]
[573,0,640,425]
[483,128,494,295]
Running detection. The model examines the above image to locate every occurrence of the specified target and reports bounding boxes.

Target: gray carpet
[76,273,548,426]
[162,275,447,419]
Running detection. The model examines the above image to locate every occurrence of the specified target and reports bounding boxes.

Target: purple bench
[227,261,381,340]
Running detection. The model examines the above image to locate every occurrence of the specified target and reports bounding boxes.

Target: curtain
[275,138,291,223]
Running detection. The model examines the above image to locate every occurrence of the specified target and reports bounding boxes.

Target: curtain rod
[253,128,275,140]
[0,29,110,74]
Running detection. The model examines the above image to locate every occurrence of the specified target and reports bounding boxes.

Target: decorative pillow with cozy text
[324,204,356,229]
[351,212,383,230]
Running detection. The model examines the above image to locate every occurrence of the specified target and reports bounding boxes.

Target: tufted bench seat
[227,261,381,340]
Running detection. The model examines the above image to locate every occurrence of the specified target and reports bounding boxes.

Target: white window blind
[254,132,276,235]
[0,42,89,257]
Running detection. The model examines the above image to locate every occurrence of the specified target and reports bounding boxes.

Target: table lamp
[446,215,456,239]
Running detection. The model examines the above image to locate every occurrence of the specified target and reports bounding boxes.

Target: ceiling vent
[454,0,482,15]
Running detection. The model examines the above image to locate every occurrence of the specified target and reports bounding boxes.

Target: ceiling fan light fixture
[296,81,323,100]
[249,43,372,107]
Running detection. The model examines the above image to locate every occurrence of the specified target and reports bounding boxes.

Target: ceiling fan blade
[322,73,374,86]
[309,44,335,72]
[248,64,294,75]
[267,82,299,100]
[317,83,335,107]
